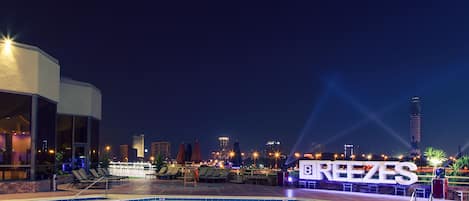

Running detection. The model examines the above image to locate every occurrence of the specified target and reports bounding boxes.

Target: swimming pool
[51,196,298,201]
[125,198,297,201]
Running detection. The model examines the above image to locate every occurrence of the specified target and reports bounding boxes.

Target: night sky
[2,1,469,158]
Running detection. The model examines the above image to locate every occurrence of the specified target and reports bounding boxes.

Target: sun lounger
[72,170,108,189]
[158,167,179,179]
[156,166,168,176]
[98,168,128,179]
[90,169,124,183]
[207,169,229,182]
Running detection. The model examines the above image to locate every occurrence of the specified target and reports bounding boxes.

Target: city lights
[274,152,280,158]
[252,151,259,159]
[294,152,301,158]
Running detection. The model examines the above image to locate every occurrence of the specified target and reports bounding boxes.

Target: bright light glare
[2,36,13,53]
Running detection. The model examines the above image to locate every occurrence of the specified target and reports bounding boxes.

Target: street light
[252,152,259,167]
[274,152,280,169]
[294,152,301,158]
[105,145,111,152]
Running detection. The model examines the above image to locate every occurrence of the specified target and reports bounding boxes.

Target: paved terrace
[0,179,447,201]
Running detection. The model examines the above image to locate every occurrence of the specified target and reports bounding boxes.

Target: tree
[450,155,469,176]
[424,147,447,168]
[154,154,164,172]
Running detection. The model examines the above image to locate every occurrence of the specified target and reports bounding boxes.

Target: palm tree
[424,147,447,168]
[450,156,469,176]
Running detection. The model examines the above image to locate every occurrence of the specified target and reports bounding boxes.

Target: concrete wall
[0,42,60,102]
[57,78,102,120]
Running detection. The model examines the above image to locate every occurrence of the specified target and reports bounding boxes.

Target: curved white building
[0,39,102,181]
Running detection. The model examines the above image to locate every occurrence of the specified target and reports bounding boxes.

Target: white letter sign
[299,160,418,185]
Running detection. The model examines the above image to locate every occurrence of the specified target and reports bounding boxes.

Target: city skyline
[1,2,469,158]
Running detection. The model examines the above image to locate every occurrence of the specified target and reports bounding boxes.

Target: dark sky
[2,1,469,158]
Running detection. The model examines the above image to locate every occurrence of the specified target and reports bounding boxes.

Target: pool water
[52,197,297,201]
[127,199,296,201]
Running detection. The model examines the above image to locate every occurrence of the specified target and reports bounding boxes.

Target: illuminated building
[0,39,101,180]
[344,144,354,159]
[216,136,230,160]
[264,140,281,157]
[120,144,129,162]
[151,141,171,160]
[410,96,421,156]
[132,134,145,159]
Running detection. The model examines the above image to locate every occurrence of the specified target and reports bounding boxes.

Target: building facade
[119,144,129,162]
[132,134,144,159]
[150,141,171,160]
[264,140,281,157]
[410,96,421,156]
[0,40,101,181]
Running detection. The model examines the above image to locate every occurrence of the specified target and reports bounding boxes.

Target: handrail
[409,190,416,201]
[74,176,108,198]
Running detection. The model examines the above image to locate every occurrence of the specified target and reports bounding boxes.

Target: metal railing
[73,176,109,198]
[409,189,435,201]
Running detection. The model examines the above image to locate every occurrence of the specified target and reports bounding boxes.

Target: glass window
[57,115,73,171]
[0,92,32,180]
[90,119,100,168]
[35,97,57,180]
[74,117,88,143]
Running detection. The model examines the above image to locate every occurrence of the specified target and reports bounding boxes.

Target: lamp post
[274,152,280,169]
[229,151,235,161]
[252,152,259,168]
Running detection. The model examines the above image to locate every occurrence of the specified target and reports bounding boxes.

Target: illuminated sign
[299,160,418,185]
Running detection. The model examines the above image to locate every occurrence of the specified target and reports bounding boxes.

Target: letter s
[395,162,418,185]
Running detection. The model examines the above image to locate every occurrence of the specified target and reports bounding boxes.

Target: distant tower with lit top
[410,96,421,156]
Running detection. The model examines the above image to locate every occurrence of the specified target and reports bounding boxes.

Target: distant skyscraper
[120,144,129,162]
[217,136,230,160]
[410,96,421,156]
[218,136,229,150]
[151,141,171,159]
[264,140,281,157]
[344,144,354,159]
[132,134,145,159]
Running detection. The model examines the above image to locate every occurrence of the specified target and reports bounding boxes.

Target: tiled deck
[0,179,431,201]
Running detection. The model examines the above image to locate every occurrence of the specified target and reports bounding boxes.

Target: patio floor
[0,179,441,201]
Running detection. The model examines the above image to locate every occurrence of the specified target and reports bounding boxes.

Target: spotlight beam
[330,84,411,148]
[285,83,333,164]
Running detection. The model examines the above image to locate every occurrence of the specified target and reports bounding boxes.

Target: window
[35,97,57,180]
[0,92,32,180]
[74,117,88,143]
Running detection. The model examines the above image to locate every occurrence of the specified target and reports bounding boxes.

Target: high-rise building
[132,134,145,159]
[410,96,422,156]
[264,140,281,157]
[218,136,229,150]
[344,144,354,159]
[216,136,230,160]
[120,144,129,162]
[151,141,171,159]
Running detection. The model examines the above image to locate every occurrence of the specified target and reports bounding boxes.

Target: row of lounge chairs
[71,168,128,188]
[152,166,230,182]
[155,166,180,179]
[198,167,229,182]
